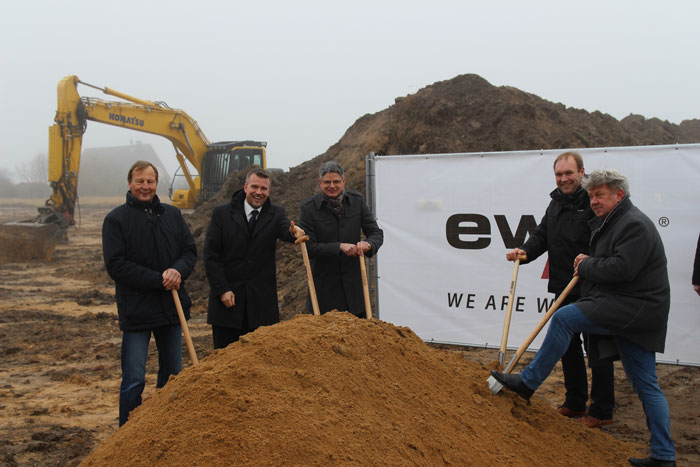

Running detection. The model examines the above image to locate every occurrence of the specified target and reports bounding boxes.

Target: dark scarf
[323,190,345,215]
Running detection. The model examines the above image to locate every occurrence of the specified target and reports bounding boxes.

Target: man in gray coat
[298,161,383,317]
[490,169,675,467]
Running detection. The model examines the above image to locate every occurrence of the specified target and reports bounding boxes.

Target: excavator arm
[45,75,211,228]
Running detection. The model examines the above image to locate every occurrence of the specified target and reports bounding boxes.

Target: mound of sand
[80,312,642,466]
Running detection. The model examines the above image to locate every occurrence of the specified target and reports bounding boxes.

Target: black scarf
[323,190,345,215]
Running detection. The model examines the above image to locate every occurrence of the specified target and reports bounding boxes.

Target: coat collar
[588,195,632,233]
[126,191,164,214]
[550,186,588,207]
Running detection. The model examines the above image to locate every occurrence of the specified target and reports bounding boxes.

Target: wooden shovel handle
[171,289,198,365]
[499,258,521,356]
[359,254,372,319]
[299,241,320,316]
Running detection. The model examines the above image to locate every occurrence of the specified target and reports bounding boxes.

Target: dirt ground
[1,205,698,465]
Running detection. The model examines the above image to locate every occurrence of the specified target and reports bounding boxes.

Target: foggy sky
[1,0,698,181]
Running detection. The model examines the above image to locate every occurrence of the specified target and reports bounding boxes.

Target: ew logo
[445,214,537,249]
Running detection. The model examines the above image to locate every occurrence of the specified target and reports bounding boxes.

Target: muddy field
[1,205,699,466]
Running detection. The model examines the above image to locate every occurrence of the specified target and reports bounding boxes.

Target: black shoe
[490,371,534,400]
[628,456,676,467]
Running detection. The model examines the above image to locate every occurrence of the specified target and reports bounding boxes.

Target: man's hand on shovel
[573,253,588,276]
[290,221,305,239]
[505,248,527,262]
[162,268,182,290]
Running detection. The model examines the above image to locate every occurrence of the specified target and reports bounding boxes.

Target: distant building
[78,142,171,197]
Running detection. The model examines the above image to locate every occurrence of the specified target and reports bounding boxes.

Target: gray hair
[582,168,630,196]
[319,161,344,179]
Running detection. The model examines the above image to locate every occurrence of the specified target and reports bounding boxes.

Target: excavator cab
[199,141,266,201]
[169,141,266,209]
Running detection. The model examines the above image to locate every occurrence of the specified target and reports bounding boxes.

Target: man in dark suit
[203,168,304,349]
[298,161,383,317]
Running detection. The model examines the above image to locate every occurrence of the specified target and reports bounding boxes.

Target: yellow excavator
[0,75,267,262]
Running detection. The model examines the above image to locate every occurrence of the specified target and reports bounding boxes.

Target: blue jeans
[519,304,675,461]
[119,325,182,426]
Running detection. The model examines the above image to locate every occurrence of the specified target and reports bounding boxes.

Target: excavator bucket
[0,222,63,263]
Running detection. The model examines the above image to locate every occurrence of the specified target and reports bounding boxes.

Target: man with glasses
[298,161,383,317]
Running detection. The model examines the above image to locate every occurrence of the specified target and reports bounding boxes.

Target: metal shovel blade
[487,375,504,395]
[487,353,516,395]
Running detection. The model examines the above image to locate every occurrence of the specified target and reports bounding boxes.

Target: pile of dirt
[183,73,700,318]
[0,223,62,263]
[80,312,642,466]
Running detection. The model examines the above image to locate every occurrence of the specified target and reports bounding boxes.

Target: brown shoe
[578,415,614,428]
[557,406,586,418]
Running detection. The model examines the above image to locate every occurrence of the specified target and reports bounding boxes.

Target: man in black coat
[298,161,383,317]
[203,168,303,349]
[102,161,197,426]
[506,151,615,427]
[491,169,675,467]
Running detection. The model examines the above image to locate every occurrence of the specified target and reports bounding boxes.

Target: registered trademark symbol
[658,217,670,227]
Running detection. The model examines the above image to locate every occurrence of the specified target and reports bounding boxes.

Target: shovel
[171,289,199,365]
[487,275,579,395]
[295,235,320,316]
[359,252,372,319]
[498,254,527,367]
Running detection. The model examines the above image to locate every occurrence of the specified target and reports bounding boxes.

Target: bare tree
[15,153,48,184]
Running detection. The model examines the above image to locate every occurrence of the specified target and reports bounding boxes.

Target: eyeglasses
[321,179,343,186]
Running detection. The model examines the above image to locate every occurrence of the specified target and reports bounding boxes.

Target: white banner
[374,144,700,366]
